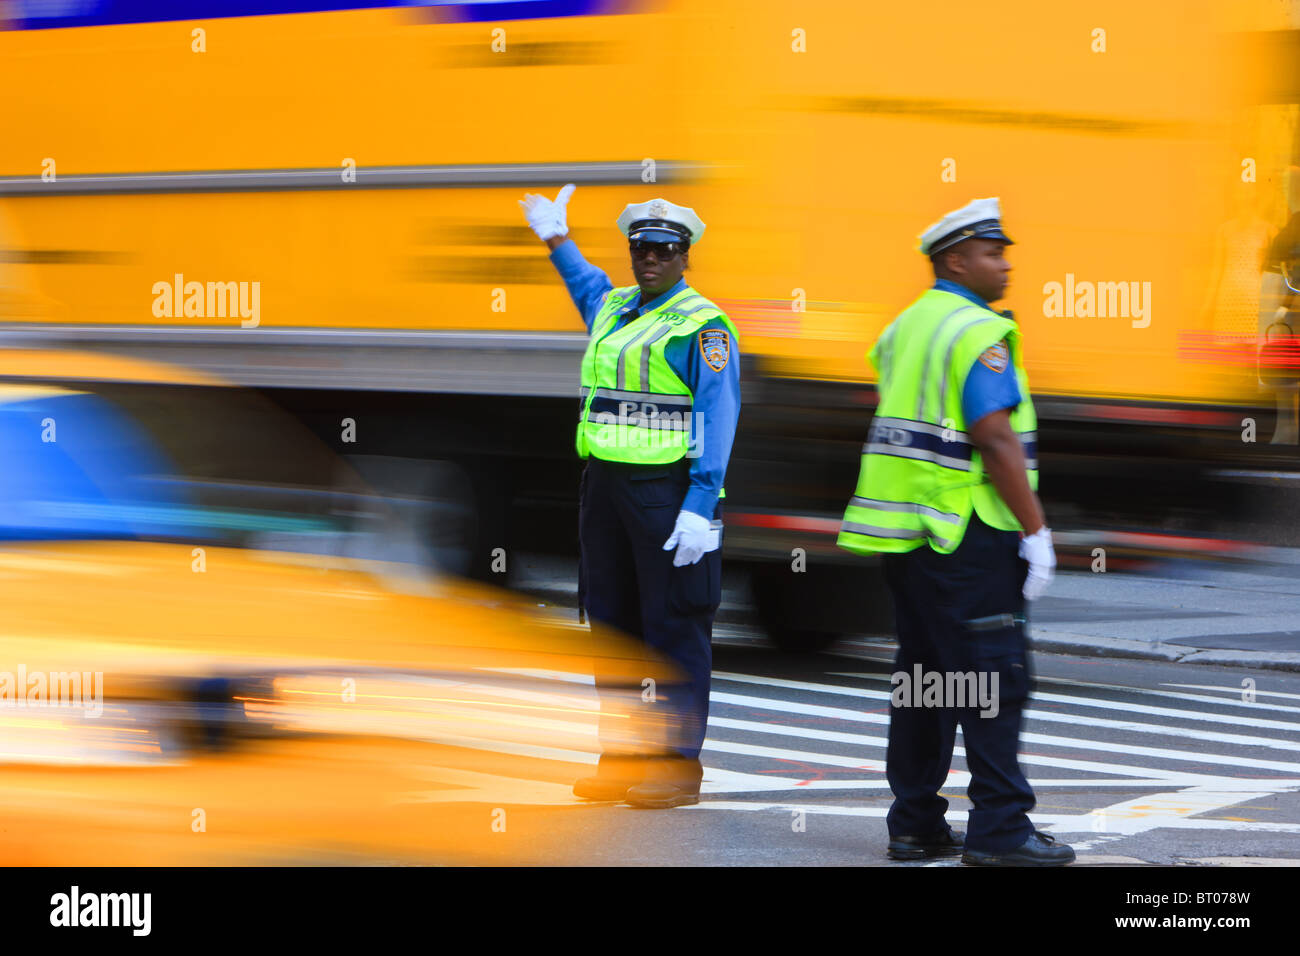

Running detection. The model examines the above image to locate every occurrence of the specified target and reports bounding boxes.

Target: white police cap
[918,197,1014,256]
[616,198,706,246]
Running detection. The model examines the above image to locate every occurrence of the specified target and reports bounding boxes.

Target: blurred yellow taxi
[0,349,676,865]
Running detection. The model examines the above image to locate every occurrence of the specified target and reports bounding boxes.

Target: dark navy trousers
[881,514,1037,853]
[579,457,722,767]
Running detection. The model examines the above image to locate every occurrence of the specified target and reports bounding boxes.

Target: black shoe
[622,755,702,808]
[962,830,1076,866]
[624,781,700,809]
[573,775,635,801]
[573,756,646,801]
[887,828,965,860]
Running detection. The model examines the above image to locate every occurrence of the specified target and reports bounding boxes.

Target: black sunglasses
[630,240,685,260]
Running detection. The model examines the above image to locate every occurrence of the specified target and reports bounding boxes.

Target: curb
[1029,627,1300,673]
[516,583,1300,673]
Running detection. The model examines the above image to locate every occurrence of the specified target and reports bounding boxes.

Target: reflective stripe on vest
[839,288,1037,555]
[576,285,737,463]
[865,416,1038,470]
[865,416,973,471]
[838,520,955,551]
[917,305,984,423]
[584,387,695,430]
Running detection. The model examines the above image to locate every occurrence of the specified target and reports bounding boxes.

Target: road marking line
[1059,835,1130,854]
[488,668,1300,760]
[1048,788,1287,836]
[488,667,1300,745]
[1180,856,1300,866]
[709,715,1300,776]
[405,730,1229,798]
[706,738,887,772]
[709,713,1223,784]
[686,801,1300,834]
[682,802,1080,826]
[947,674,1300,714]
[1164,683,1300,702]
[716,670,1300,735]
[702,768,899,793]
[1024,677,1300,714]
[391,724,1300,797]
[711,691,1286,784]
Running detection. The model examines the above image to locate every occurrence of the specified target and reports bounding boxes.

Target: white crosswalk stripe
[696,668,1300,837]
[381,661,1300,840]
[712,671,1300,749]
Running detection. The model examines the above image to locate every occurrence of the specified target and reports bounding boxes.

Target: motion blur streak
[0,0,1298,863]
[0,355,683,864]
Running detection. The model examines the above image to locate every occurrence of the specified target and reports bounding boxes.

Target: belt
[964,612,1026,631]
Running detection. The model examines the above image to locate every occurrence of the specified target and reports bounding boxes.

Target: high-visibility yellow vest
[576,284,738,464]
[837,288,1038,555]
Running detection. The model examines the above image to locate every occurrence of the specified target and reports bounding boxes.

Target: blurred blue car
[0,383,193,541]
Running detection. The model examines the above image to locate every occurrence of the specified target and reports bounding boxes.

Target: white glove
[1019,526,1056,601]
[518,183,576,241]
[662,510,711,567]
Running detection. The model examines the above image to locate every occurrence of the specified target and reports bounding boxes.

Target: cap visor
[629,228,685,243]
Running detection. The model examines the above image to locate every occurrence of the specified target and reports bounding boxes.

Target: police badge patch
[699,329,730,372]
[977,341,1009,373]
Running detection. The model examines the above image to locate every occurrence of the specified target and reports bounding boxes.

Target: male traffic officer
[838,198,1074,865]
[520,184,741,809]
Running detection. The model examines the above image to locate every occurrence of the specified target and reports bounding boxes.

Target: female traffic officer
[520,184,741,808]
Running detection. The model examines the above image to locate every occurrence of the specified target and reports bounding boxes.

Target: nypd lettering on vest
[870,420,912,447]
[577,285,739,465]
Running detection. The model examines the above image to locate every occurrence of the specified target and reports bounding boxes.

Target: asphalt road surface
[469,555,1300,867]
[464,630,1300,866]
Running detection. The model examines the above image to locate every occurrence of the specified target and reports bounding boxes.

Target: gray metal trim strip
[0,161,712,197]
[0,324,590,350]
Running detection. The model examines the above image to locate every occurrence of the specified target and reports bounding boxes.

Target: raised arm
[520,184,613,333]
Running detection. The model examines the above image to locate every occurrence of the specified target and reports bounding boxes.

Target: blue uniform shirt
[551,239,740,520]
[932,278,1023,426]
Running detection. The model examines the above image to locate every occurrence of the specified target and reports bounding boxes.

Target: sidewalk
[1027,554,1300,672]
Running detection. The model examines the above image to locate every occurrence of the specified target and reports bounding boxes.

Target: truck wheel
[747,560,891,653]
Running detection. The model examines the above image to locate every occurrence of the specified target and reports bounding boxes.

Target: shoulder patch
[977,341,1009,373]
[699,328,730,372]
